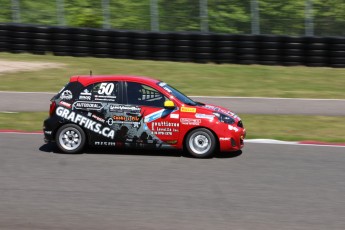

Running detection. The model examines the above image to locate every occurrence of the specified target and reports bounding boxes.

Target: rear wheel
[185,128,216,158]
[56,124,86,153]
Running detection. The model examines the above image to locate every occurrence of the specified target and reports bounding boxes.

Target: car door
[74,81,122,146]
[121,81,180,148]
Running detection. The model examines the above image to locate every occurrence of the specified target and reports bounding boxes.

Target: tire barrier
[0,23,344,67]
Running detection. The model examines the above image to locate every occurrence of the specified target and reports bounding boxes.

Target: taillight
[49,101,56,116]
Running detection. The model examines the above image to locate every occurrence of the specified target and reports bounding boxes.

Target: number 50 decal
[98,83,114,95]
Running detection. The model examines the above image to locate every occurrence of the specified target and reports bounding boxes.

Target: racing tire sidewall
[185,128,216,158]
[56,124,86,154]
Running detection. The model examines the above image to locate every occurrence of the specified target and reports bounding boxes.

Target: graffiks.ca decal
[56,106,115,139]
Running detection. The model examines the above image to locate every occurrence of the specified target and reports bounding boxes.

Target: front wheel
[185,128,216,158]
[56,124,86,154]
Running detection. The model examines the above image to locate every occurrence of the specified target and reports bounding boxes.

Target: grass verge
[1,53,345,99]
[0,112,344,143]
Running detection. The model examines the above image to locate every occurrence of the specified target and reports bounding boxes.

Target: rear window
[55,82,84,101]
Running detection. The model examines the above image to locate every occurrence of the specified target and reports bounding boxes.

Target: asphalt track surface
[1,133,345,230]
[1,91,345,115]
[1,92,345,229]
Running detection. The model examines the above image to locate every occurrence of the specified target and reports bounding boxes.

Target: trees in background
[0,0,343,36]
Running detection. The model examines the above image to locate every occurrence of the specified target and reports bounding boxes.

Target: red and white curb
[1,130,344,148]
[0,130,43,135]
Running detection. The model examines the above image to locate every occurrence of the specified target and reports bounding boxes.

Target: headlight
[213,112,235,124]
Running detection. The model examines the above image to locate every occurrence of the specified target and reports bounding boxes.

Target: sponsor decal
[152,121,179,127]
[219,137,231,141]
[151,122,179,136]
[59,101,71,108]
[204,105,217,110]
[153,131,173,135]
[195,113,215,120]
[109,104,141,113]
[95,94,116,101]
[92,114,105,123]
[158,82,167,87]
[60,90,73,100]
[144,109,172,123]
[73,101,103,111]
[80,89,91,95]
[228,125,239,132]
[180,107,196,113]
[163,87,172,93]
[204,105,239,119]
[95,141,116,146]
[180,118,201,125]
[79,95,91,100]
[79,89,92,100]
[44,130,52,135]
[56,106,115,139]
[170,113,179,119]
[113,115,140,122]
[106,117,140,127]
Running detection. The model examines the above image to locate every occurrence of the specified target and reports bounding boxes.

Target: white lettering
[55,107,115,139]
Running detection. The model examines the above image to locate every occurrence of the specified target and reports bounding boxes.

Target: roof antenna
[90,70,92,76]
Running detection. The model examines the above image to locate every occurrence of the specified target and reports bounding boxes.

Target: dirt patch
[0,60,65,74]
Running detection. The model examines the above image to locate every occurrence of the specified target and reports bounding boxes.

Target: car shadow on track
[39,143,242,159]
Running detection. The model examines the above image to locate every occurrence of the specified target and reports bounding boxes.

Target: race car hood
[197,103,241,121]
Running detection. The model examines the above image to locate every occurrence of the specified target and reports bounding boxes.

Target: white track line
[0,91,55,94]
[245,139,345,148]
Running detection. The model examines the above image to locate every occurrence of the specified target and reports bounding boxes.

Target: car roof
[70,75,161,86]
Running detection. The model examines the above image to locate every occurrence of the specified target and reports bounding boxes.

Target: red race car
[43,75,246,158]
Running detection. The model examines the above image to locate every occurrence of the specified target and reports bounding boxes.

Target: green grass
[1,112,344,143]
[0,112,48,131]
[0,52,345,98]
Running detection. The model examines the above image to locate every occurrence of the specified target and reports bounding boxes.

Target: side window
[127,82,167,107]
[92,82,119,102]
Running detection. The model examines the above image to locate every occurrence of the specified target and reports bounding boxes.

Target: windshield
[157,82,197,106]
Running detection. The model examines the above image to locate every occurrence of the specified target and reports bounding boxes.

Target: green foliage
[0,0,13,23]
[109,0,151,30]
[159,0,200,31]
[208,0,251,34]
[65,0,103,28]
[0,0,344,35]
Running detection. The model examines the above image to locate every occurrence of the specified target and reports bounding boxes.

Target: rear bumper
[43,117,60,142]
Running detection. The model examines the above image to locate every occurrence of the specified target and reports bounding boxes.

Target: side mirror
[164,100,175,109]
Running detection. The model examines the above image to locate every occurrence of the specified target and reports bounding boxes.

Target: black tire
[185,128,216,158]
[260,42,280,49]
[152,39,170,45]
[174,46,191,52]
[306,43,327,50]
[215,47,236,53]
[283,49,304,56]
[214,40,236,47]
[283,43,304,49]
[237,47,257,55]
[56,124,86,154]
[259,49,280,55]
[132,38,150,45]
[151,45,170,52]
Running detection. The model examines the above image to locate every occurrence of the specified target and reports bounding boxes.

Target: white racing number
[98,83,114,95]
